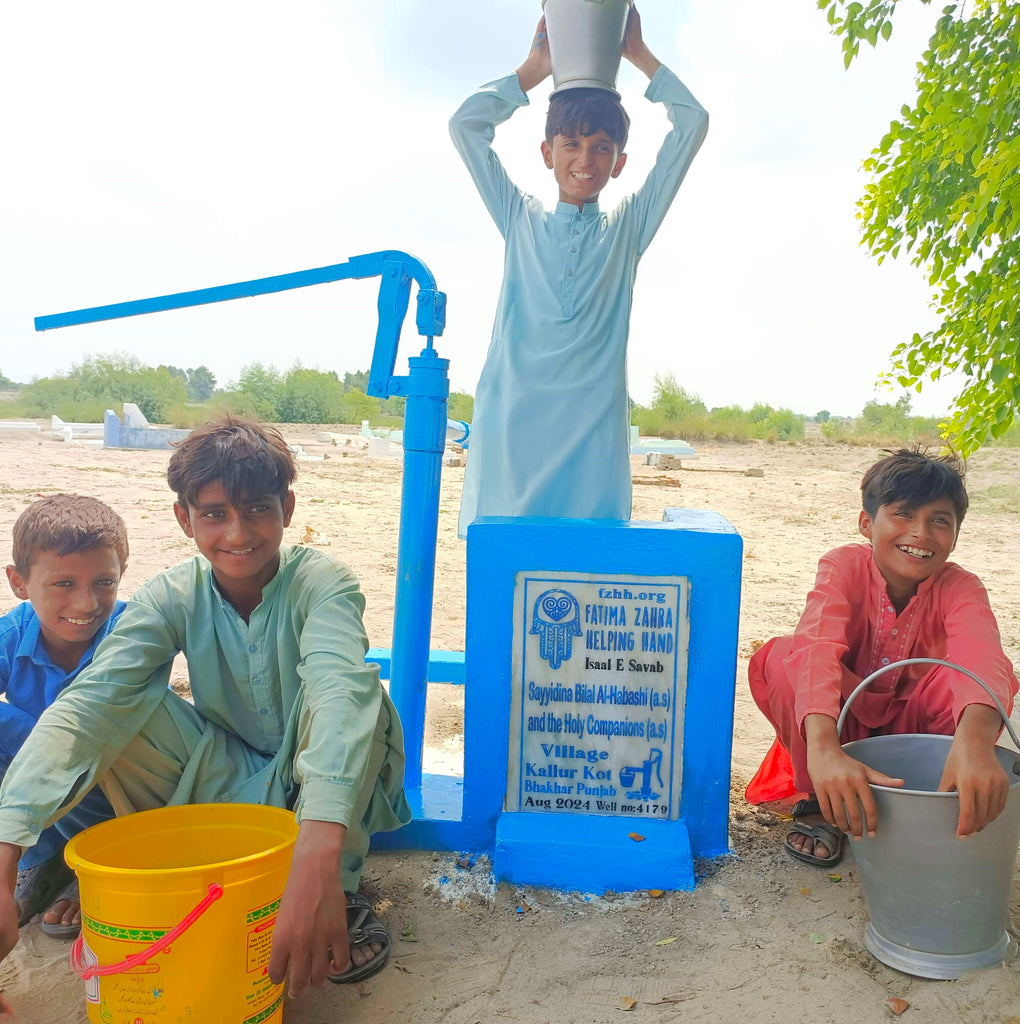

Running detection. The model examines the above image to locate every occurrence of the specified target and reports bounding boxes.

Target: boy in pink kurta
[750,449,1018,865]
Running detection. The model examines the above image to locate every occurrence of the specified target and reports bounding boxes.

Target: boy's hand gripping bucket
[838,658,1020,979]
[63,803,298,1024]
[542,0,633,94]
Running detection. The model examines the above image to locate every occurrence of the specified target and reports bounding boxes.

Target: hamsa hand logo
[530,588,581,669]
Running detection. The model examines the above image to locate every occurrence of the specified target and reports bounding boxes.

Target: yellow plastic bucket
[64,803,298,1024]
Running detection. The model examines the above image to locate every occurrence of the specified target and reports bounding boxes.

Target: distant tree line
[627,372,1015,448]
[9,353,1016,449]
[632,372,808,443]
[0,353,474,427]
[220,363,473,424]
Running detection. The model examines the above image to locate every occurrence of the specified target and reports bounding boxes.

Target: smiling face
[859,498,959,608]
[541,130,627,209]
[174,480,294,611]
[6,546,123,671]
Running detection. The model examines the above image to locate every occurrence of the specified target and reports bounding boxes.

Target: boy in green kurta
[0,418,409,995]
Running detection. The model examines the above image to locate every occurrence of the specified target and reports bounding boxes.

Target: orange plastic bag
[744,736,799,805]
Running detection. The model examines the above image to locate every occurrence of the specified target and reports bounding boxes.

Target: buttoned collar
[555,200,600,219]
[13,602,110,672]
[13,607,45,664]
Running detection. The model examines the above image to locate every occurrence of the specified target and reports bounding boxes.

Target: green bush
[276,368,346,423]
[235,363,284,419]
[340,388,378,424]
[819,396,942,447]
[231,364,391,424]
[448,391,474,422]
[751,406,805,442]
[4,393,109,423]
[651,372,706,421]
[211,390,278,420]
[705,405,753,441]
[13,353,188,423]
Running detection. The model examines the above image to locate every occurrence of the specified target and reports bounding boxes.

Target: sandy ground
[0,423,1018,1023]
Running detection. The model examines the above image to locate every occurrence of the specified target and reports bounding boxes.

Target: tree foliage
[17,353,188,421]
[818,0,1020,453]
[186,366,217,402]
[158,364,217,402]
[342,369,370,392]
[651,372,707,420]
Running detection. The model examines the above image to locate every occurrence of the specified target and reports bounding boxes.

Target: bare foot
[347,940,384,969]
[41,896,81,937]
[786,829,835,860]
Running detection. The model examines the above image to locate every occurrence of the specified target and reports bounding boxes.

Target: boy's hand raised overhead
[621,6,661,80]
[516,16,552,93]
[939,703,1010,837]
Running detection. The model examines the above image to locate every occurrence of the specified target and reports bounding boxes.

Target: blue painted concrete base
[495,812,694,892]
[371,773,488,852]
[370,511,742,898]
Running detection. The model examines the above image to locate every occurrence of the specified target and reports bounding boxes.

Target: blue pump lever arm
[33,249,446,400]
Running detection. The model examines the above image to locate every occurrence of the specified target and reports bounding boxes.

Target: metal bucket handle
[836,657,1020,751]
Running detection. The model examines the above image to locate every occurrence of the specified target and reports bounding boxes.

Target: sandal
[40,877,81,940]
[13,859,73,927]
[327,891,390,984]
[784,798,845,867]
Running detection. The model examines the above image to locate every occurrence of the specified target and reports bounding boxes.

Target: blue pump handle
[34,250,446,402]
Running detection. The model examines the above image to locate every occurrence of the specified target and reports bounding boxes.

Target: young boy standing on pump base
[450,7,708,537]
[0,418,409,997]
[749,449,1018,866]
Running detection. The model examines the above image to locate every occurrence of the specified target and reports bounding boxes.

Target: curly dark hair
[167,416,296,508]
[861,446,968,525]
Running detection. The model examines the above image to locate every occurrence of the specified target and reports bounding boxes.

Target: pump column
[389,346,449,791]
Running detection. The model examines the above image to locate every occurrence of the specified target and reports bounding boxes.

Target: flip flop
[13,859,73,927]
[40,877,81,940]
[327,891,390,985]
[784,820,845,867]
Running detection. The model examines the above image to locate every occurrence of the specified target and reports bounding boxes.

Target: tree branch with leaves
[818,0,1020,452]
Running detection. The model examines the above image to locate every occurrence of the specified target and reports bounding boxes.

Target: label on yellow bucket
[243,990,285,1024]
[243,897,283,1019]
[81,899,287,1024]
[79,939,100,1004]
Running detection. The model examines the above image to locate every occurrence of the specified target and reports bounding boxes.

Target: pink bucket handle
[70,883,224,980]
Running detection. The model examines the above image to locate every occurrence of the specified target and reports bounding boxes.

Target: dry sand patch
[0,426,1017,1023]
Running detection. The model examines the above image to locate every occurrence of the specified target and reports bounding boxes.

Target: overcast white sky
[1,0,957,417]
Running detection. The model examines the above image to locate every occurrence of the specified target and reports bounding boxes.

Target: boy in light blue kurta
[451,8,708,537]
[0,419,409,998]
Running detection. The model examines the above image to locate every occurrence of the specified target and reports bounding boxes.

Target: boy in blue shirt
[1,494,124,938]
[0,418,409,1000]
[450,7,708,536]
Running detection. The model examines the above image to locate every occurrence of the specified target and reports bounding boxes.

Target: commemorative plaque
[507,571,690,820]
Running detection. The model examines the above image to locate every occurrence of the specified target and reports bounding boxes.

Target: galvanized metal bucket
[839,658,1020,978]
[542,0,633,94]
